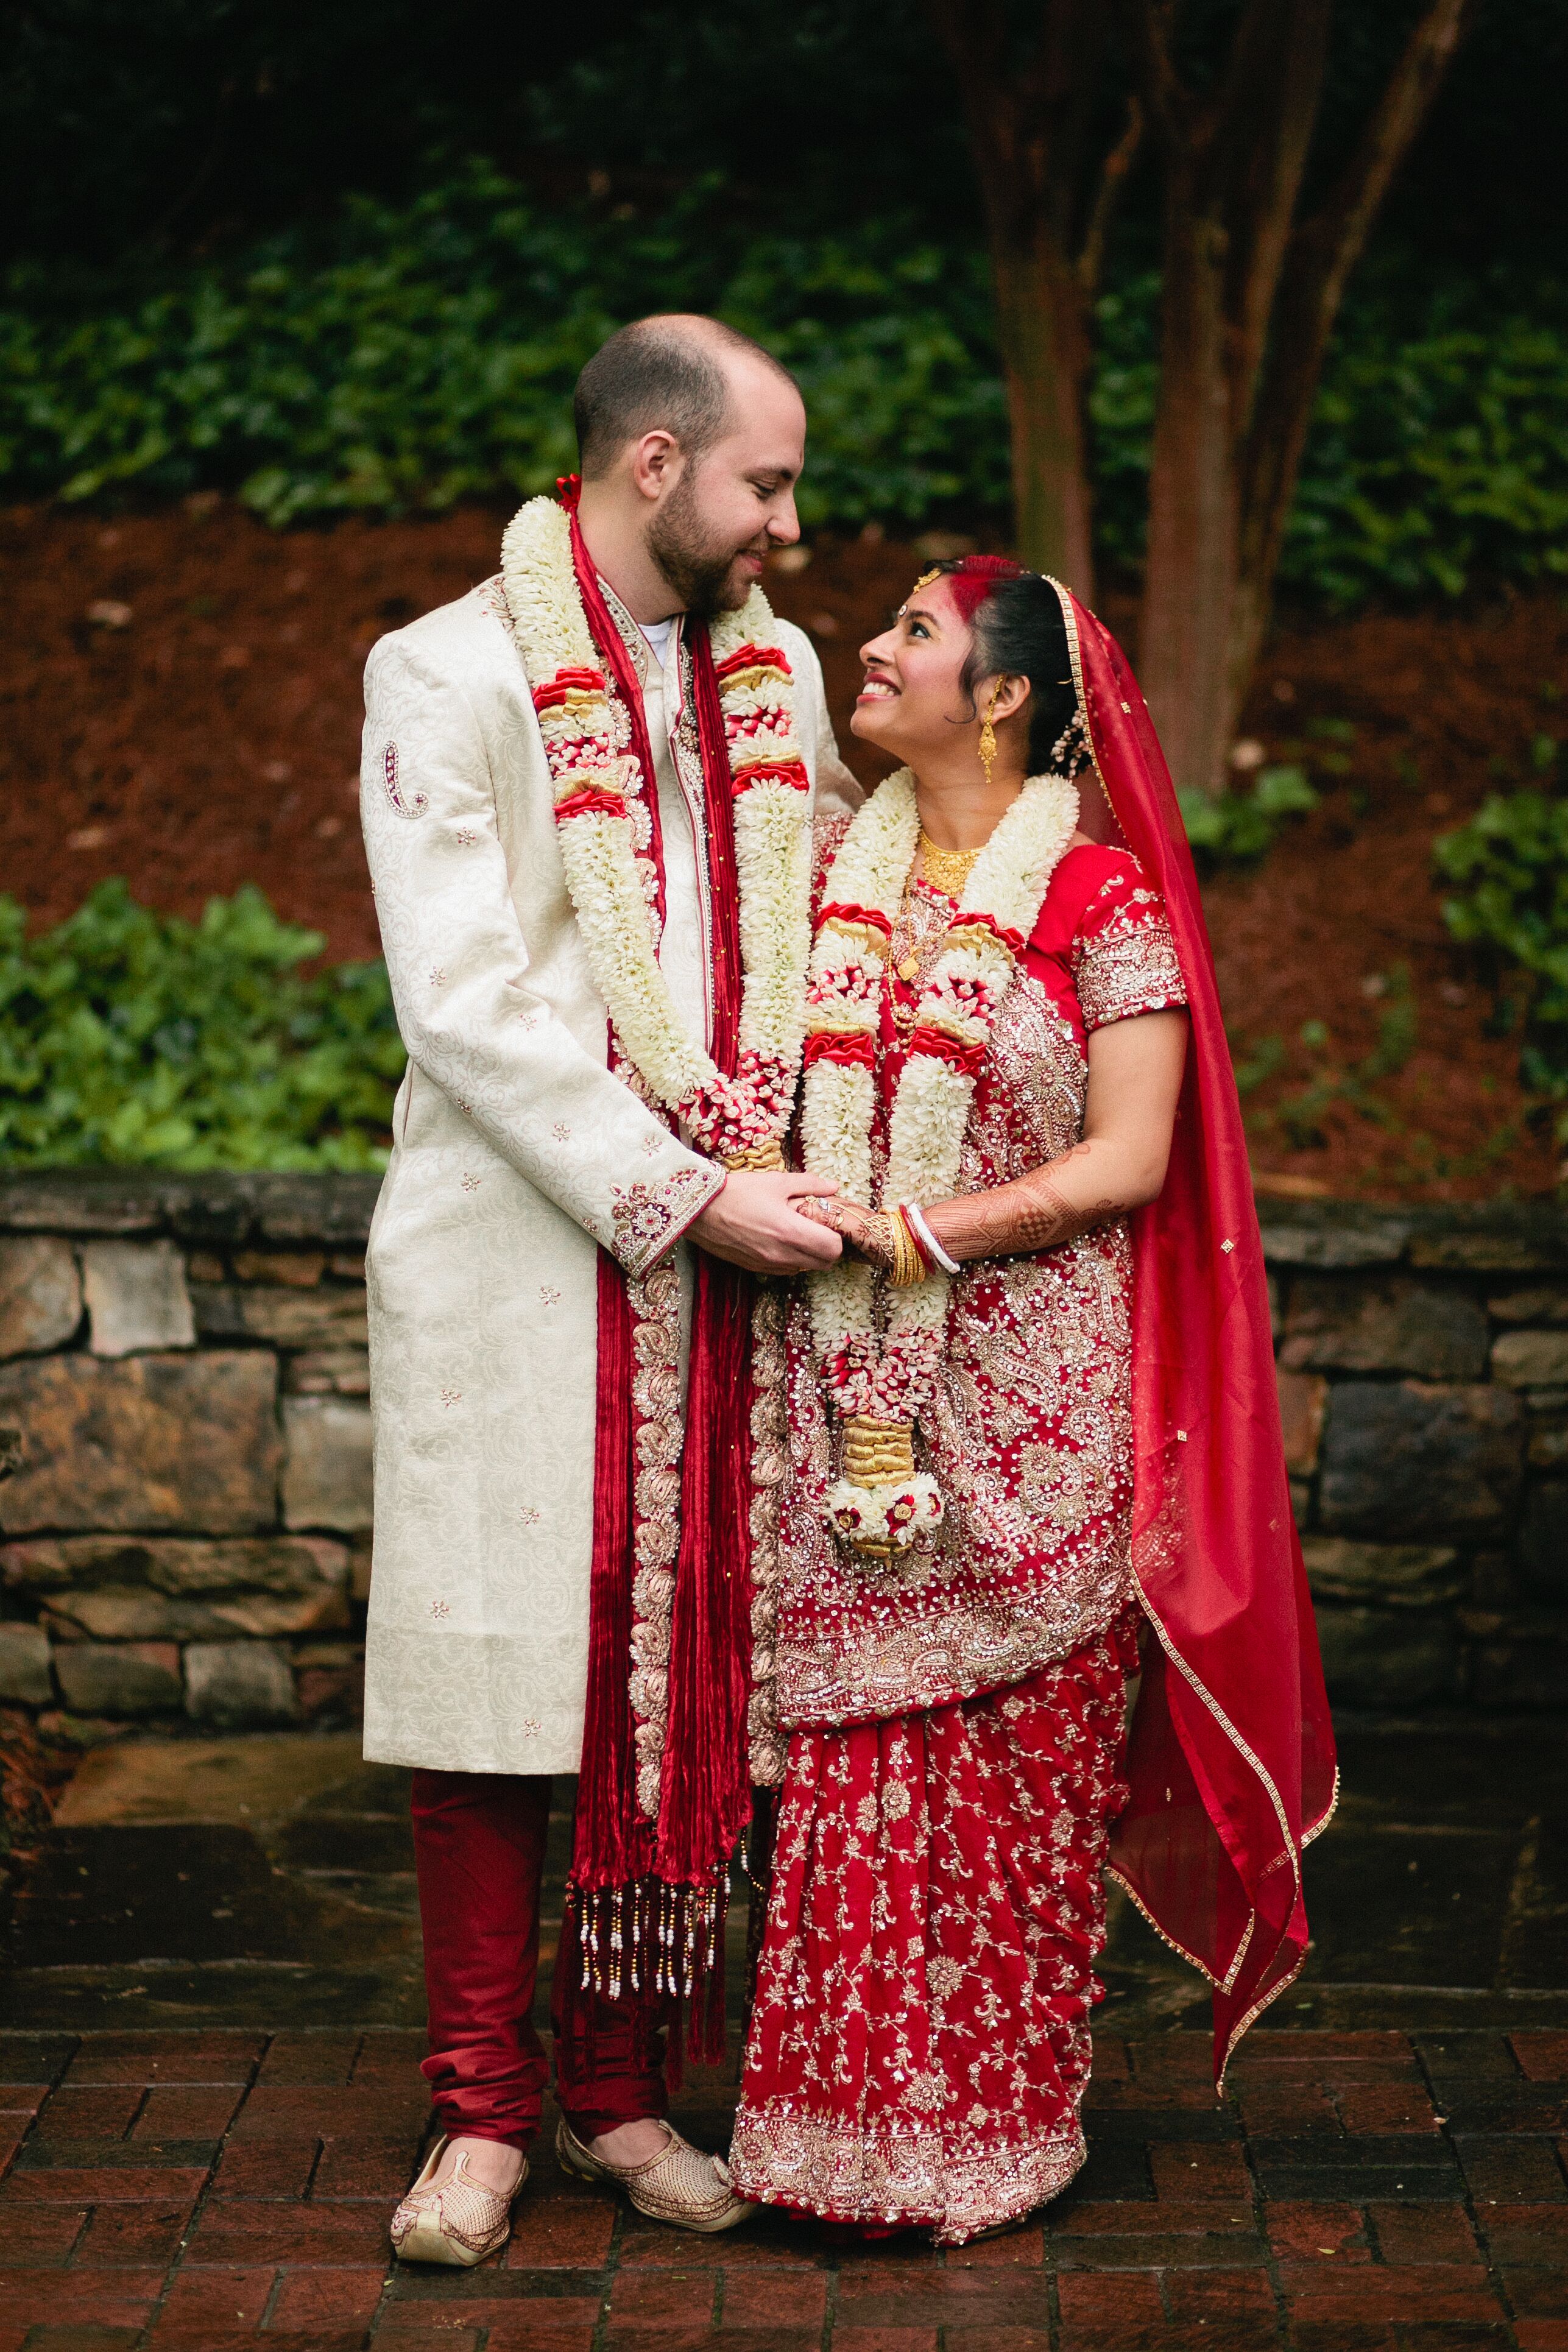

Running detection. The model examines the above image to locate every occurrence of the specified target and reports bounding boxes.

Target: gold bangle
[890,1206,923,1288]
[892,1202,929,1282]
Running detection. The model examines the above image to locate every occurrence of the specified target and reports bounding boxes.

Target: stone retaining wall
[0,1176,1564,1730]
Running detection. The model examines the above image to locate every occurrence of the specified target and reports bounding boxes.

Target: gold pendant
[897,954,920,981]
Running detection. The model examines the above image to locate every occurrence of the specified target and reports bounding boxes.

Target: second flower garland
[800,768,1080,1552]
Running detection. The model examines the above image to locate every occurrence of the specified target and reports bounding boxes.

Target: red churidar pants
[411,1771,669,2148]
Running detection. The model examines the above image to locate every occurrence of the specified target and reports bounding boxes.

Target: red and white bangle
[900,1199,960,1277]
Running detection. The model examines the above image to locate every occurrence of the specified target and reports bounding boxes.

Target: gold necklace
[917,828,981,902]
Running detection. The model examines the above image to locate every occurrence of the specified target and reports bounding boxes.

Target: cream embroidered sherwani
[359,572,858,1775]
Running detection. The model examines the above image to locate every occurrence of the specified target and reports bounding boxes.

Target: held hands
[795,1195,896,1272]
[689,1170,846,1274]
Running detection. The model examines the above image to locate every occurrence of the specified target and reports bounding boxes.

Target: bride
[729,556,1335,2245]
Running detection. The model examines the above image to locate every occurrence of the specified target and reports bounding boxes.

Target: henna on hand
[925,1153,1122,1265]
[796,1196,894,1268]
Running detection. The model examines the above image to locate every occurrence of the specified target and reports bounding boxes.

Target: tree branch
[1078,96,1144,291]
[1237,0,1478,612]
[1293,0,1475,334]
[1131,0,1192,155]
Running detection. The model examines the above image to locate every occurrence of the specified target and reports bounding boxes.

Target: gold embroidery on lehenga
[771,954,1142,1729]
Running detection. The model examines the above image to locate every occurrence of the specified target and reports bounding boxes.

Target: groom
[359,314,855,2260]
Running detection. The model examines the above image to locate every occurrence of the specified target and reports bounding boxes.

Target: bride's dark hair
[931,556,1079,776]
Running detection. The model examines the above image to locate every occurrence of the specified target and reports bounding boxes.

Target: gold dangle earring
[979,679,1003,788]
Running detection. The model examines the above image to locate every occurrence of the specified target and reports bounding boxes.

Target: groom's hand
[690,1170,844,1274]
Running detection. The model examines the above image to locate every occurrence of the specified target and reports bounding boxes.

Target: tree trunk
[1137,207,1243,796]
[991,231,1096,592]
[929,0,1123,598]
[1135,0,1474,796]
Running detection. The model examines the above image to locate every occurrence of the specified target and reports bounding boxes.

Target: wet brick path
[1,2025,1564,2351]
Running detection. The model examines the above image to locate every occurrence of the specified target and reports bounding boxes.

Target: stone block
[0,1238,82,1358]
[1259,1208,1413,1268]
[42,1583,349,1642]
[1489,1287,1568,1326]
[1492,1330,1568,1390]
[1472,1623,1568,1711]
[1,1533,347,1598]
[184,1639,300,1726]
[192,1284,367,1349]
[282,1397,373,1532]
[1407,1209,1568,1272]
[1529,1422,1568,1471]
[54,1640,182,1717]
[284,1349,370,1396]
[0,1352,280,1534]
[1281,1275,1488,1380]
[0,1620,52,1703]
[81,1240,195,1356]
[1277,1369,1328,1475]
[1518,1483,1568,1602]
[294,1641,365,1725]
[232,1251,324,1287]
[1302,1537,1466,1608]
[1319,1380,1524,1541]
[349,1535,373,1605]
[1469,1549,1515,1606]
[1313,1605,1461,1707]
[250,1174,380,1244]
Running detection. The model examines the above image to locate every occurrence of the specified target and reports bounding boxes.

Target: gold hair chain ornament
[895,566,942,618]
[978,674,1003,790]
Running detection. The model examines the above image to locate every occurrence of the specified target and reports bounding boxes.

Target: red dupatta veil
[1050,581,1338,2080]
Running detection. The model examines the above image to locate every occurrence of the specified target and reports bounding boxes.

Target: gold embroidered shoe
[555,2116,754,2234]
[390,2137,527,2266]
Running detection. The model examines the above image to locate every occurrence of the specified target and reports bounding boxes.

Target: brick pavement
[1,2027,1565,2351]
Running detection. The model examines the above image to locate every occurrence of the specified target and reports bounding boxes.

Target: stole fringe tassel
[562,1866,731,2078]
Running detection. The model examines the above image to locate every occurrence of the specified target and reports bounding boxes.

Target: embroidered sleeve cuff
[1076,920,1187,1032]
[608,1160,726,1276]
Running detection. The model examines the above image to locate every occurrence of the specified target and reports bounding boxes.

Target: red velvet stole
[563,510,754,2055]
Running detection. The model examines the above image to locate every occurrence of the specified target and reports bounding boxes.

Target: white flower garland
[802,768,1079,1549]
[501,496,812,1162]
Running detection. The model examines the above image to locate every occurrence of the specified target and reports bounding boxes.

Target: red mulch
[2,498,1563,1201]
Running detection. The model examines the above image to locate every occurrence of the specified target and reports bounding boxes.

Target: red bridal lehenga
[730,578,1337,2245]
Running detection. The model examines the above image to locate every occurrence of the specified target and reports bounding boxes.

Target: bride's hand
[797,1198,894,1270]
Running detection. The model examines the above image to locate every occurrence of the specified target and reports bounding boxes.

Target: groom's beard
[646,474,767,618]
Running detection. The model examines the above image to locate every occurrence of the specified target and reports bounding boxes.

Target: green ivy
[2,164,1567,607]
[0,882,404,1170]
[1433,779,1568,1134]
[1179,766,1318,867]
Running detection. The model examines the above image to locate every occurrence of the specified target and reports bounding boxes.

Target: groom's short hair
[574,314,796,479]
